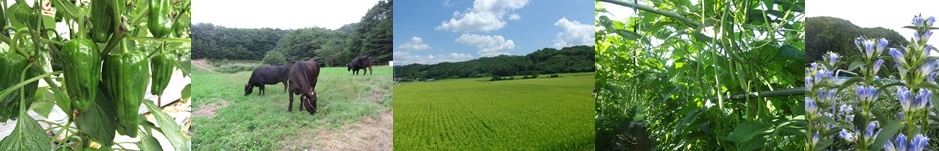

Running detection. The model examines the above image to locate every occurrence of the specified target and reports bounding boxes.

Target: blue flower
[899,87,913,112]
[914,15,924,26]
[839,129,856,142]
[885,139,897,151]
[919,61,937,78]
[857,85,879,104]
[864,121,880,143]
[910,134,929,151]
[914,88,931,110]
[897,134,909,151]
[873,59,885,74]
[806,77,814,90]
[864,39,876,58]
[827,52,839,65]
[891,48,907,66]
[929,72,937,83]
[926,45,935,56]
[856,37,866,53]
[928,16,936,27]
[806,97,817,117]
[877,38,889,55]
[813,132,819,146]
[875,76,882,82]
[922,30,933,42]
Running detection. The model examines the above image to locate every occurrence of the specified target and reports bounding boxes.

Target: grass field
[191,63,393,150]
[393,72,595,150]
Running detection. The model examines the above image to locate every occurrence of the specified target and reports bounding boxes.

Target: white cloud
[435,0,529,32]
[397,36,431,50]
[394,51,476,65]
[455,33,516,57]
[508,13,521,20]
[443,0,454,7]
[553,17,595,48]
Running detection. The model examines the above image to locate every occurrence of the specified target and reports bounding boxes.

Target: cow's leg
[368,66,373,75]
[288,93,294,112]
[259,85,265,95]
[297,94,307,111]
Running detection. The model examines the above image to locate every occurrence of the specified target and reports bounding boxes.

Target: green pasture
[191,66,392,150]
[393,72,595,150]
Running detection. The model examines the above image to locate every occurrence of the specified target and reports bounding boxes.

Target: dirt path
[314,110,393,151]
[193,99,229,118]
[191,59,216,72]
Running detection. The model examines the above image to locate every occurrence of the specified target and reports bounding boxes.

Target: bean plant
[806,14,937,150]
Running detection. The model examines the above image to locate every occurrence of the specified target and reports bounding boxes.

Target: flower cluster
[806,14,937,150]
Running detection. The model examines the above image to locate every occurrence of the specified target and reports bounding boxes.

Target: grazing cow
[346,56,373,75]
[286,60,320,114]
[244,64,291,96]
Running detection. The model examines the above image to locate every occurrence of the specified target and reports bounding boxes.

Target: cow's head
[346,63,352,71]
[301,91,318,115]
[244,84,253,96]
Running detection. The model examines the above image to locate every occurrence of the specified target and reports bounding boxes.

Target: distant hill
[806,16,909,65]
[394,45,594,80]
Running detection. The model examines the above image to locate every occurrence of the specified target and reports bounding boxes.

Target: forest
[805,16,908,75]
[393,45,594,80]
[191,0,392,67]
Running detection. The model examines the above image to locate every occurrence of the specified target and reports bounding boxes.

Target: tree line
[394,45,594,80]
[806,16,909,75]
[191,0,392,67]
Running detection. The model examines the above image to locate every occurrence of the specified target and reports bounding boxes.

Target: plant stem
[599,0,703,29]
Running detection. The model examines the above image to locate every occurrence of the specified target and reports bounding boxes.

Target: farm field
[190,61,393,150]
[393,72,595,150]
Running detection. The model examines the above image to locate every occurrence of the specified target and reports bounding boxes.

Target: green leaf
[737,137,765,151]
[918,82,939,91]
[0,111,51,150]
[691,31,712,42]
[847,59,866,73]
[181,84,190,102]
[836,77,864,93]
[870,121,903,150]
[777,45,804,60]
[674,108,702,132]
[76,82,118,148]
[723,121,772,143]
[142,101,191,150]
[136,130,164,151]
[29,87,53,117]
[815,138,833,151]
[51,0,82,21]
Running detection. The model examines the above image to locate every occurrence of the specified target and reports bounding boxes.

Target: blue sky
[393,0,595,65]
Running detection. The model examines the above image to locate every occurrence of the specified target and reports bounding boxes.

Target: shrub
[262,51,286,65]
[216,65,260,73]
[491,76,502,81]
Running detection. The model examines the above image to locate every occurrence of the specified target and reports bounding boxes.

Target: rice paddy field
[393,72,595,150]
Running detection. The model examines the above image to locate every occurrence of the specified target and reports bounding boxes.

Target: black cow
[346,56,373,75]
[244,64,291,96]
[286,60,320,114]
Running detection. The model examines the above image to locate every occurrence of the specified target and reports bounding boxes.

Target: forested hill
[806,16,909,65]
[394,45,594,80]
[191,0,392,67]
